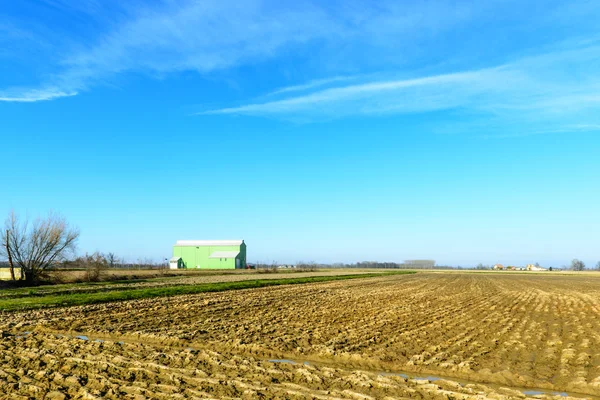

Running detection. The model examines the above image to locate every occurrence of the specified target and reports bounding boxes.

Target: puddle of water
[268,359,297,365]
[269,357,592,399]
[523,390,568,397]
[15,331,31,339]
[379,372,409,379]
[382,373,577,397]
[412,376,441,382]
[31,333,591,399]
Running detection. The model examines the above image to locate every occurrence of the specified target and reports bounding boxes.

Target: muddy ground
[2,273,599,399]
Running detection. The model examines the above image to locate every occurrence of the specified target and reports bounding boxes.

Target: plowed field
[2,273,600,399]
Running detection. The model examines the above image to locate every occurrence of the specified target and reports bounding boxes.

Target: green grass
[0,278,160,300]
[0,271,415,312]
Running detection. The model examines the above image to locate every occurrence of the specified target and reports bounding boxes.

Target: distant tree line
[295,260,442,269]
[474,259,600,271]
[347,261,438,269]
[59,255,166,271]
[251,260,444,270]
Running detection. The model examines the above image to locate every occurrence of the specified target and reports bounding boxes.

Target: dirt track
[2,273,600,399]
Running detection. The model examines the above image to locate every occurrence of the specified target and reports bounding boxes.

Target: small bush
[74,253,109,282]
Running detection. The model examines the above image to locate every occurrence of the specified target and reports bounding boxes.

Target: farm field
[2,273,600,399]
[0,269,387,299]
[0,270,405,311]
[2,267,383,285]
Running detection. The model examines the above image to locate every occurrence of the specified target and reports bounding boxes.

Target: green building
[171,240,247,269]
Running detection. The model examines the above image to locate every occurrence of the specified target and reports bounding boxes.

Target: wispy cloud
[0,88,77,102]
[2,0,600,106]
[481,124,600,139]
[63,1,337,75]
[201,68,506,115]
[200,43,600,134]
[1,0,340,101]
[0,0,543,103]
[39,0,104,15]
[265,76,361,97]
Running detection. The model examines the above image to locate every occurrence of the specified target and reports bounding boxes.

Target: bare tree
[570,259,585,271]
[270,260,279,273]
[4,229,16,280]
[76,252,109,282]
[0,211,79,283]
[106,252,119,269]
[596,261,600,271]
[297,260,317,272]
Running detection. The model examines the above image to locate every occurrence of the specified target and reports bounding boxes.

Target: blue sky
[1,0,599,267]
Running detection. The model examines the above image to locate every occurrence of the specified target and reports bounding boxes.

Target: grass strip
[0,279,160,299]
[0,271,415,312]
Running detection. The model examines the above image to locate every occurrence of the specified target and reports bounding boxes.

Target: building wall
[173,244,244,269]
[238,242,247,269]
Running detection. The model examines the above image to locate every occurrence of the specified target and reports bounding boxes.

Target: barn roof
[174,240,243,247]
[170,257,182,262]
[208,251,240,259]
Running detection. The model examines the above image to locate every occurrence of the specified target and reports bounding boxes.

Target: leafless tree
[77,252,109,282]
[156,258,169,275]
[4,229,16,280]
[297,260,317,272]
[570,259,585,271]
[256,260,279,273]
[270,260,279,272]
[0,211,79,283]
[595,261,600,271]
[106,252,119,269]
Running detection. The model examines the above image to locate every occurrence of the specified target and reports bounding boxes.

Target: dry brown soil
[2,273,599,399]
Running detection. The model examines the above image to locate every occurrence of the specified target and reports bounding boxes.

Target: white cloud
[0,0,340,102]
[0,88,77,102]
[58,0,340,81]
[265,76,361,97]
[483,124,600,138]
[39,0,104,15]
[201,68,504,115]
[0,0,511,103]
[200,43,600,134]
[2,0,600,106]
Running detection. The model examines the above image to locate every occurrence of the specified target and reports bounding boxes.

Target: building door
[236,259,240,269]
